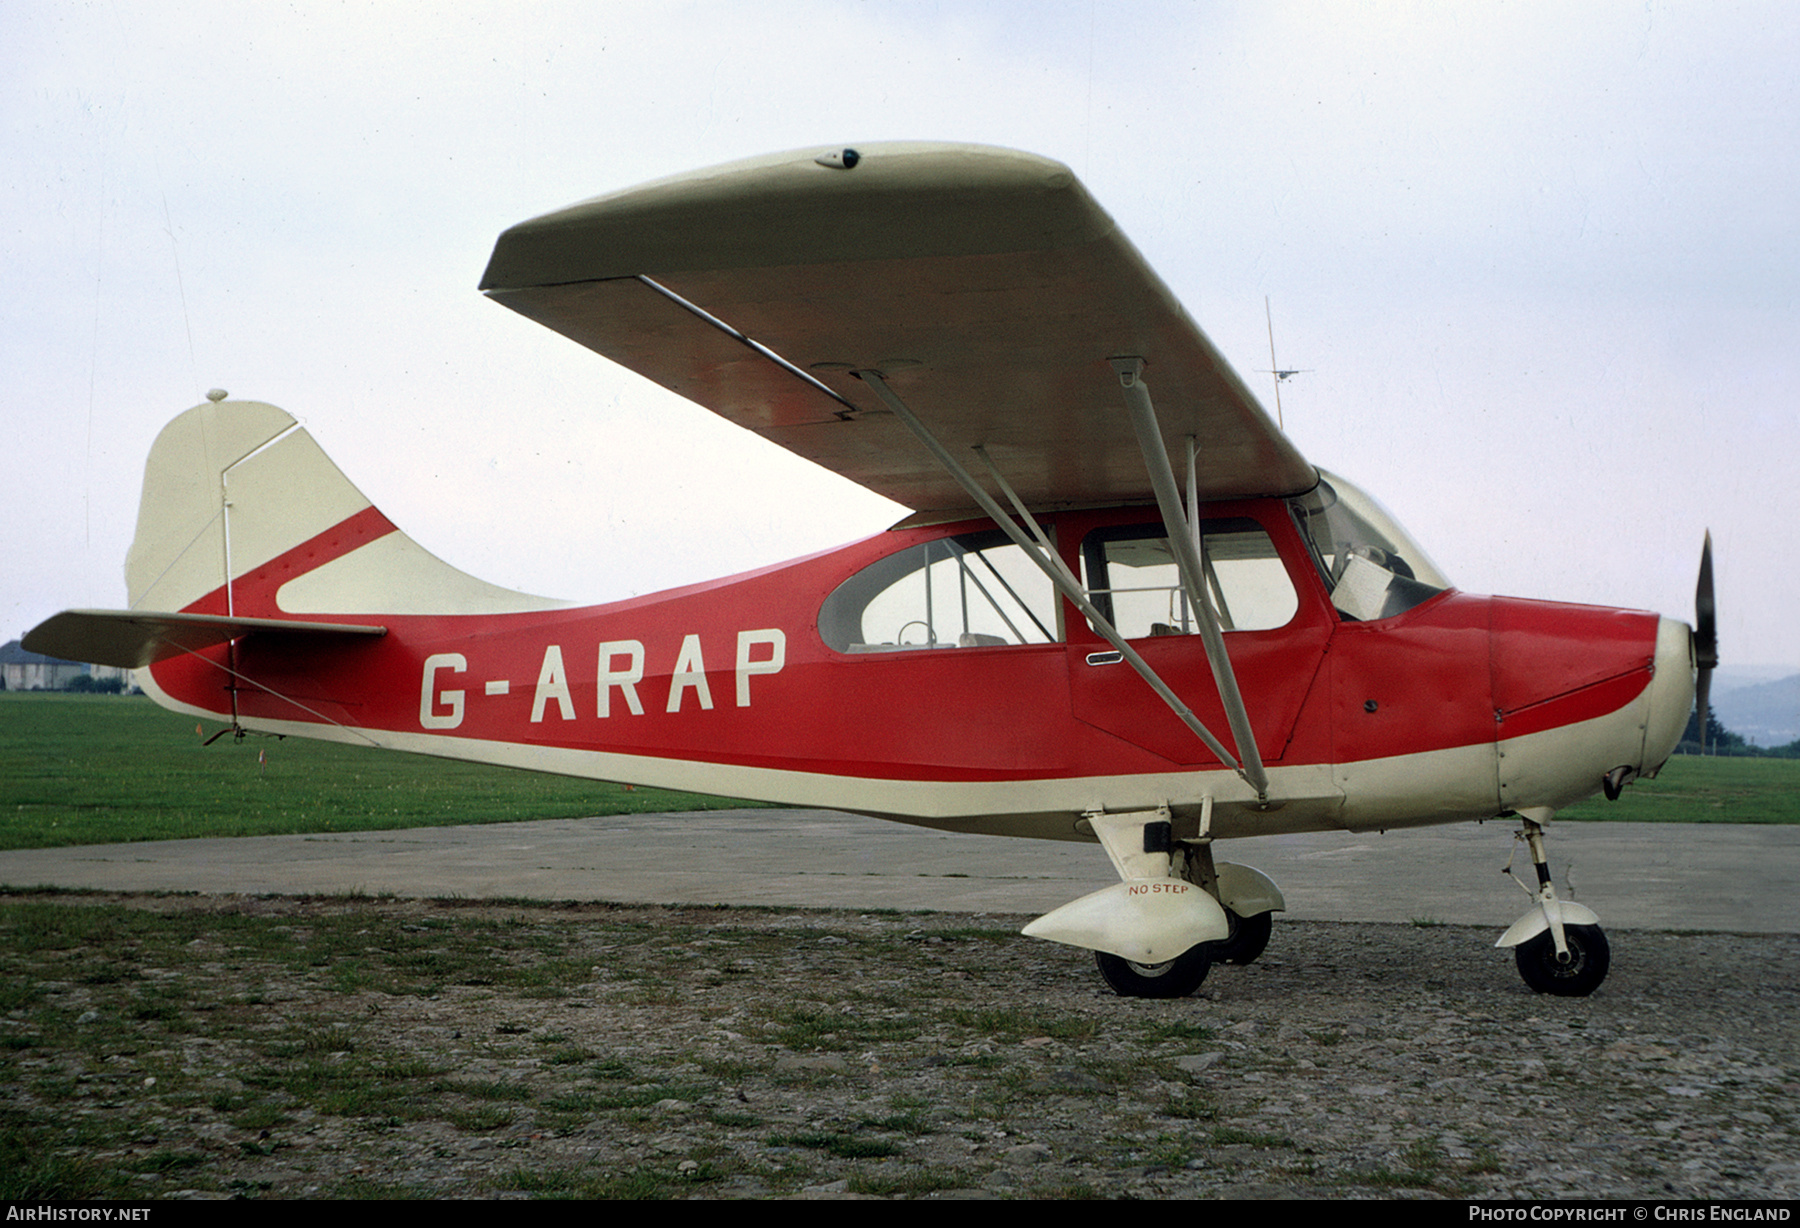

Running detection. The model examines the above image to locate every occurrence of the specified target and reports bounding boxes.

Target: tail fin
[126,398,567,619]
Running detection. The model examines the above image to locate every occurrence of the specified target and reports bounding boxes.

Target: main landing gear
[1212,907,1274,967]
[1495,809,1610,997]
[1091,901,1276,998]
[1094,944,1214,999]
[1021,806,1285,1000]
[1167,836,1282,976]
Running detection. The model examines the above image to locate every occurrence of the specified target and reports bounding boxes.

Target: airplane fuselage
[139,488,1694,845]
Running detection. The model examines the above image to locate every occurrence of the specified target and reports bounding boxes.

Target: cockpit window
[1080,519,1299,639]
[819,530,1061,653]
[1289,471,1450,621]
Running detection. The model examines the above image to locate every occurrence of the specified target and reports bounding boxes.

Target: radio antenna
[1263,297,1310,431]
[1265,297,1283,429]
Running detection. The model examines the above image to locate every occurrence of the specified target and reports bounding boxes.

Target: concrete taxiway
[0,811,1793,933]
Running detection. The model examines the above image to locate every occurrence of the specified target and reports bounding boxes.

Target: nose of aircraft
[1488,596,1689,812]
[1642,615,1698,772]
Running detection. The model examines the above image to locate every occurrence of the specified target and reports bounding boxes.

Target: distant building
[0,640,134,692]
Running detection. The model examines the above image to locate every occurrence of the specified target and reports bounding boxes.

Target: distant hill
[1712,664,1800,691]
[1713,673,1800,748]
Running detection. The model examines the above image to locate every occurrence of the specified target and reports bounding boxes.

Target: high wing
[479,142,1314,514]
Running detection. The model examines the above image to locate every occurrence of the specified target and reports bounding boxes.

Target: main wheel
[1514,924,1610,997]
[1095,945,1212,999]
[1210,909,1273,966]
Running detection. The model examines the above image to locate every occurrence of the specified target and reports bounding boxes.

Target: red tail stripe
[179,505,399,618]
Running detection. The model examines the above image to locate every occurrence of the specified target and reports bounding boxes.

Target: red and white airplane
[27,143,1713,999]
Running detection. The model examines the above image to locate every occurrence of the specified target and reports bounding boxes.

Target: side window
[819,531,1060,653]
[1081,519,1298,639]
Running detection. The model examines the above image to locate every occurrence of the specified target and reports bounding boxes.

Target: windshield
[1289,472,1450,621]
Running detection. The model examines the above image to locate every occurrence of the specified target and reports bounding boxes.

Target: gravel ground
[4,893,1797,1199]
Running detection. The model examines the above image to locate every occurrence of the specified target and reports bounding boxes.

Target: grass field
[3,692,1795,853]
[0,692,769,852]
[1557,751,1800,824]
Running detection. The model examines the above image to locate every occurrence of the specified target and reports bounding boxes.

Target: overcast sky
[5,1,1795,670]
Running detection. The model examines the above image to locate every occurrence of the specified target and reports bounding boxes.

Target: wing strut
[1111,358,1269,798]
[857,369,1263,795]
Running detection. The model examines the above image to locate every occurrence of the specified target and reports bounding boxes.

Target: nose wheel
[1513,923,1610,997]
[1496,810,1610,997]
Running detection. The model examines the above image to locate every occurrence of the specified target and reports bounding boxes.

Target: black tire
[1514,924,1610,997]
[1094,945,1211,999]
[1211,909,1273,966]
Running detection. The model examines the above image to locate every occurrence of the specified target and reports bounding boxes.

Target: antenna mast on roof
[1263,297,1310,431]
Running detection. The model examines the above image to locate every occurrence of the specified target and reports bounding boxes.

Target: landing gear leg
[1021,806,1230,999]
[1023,804,1283,999]
[1179,833,1281,967]
[1496,810,1609,997]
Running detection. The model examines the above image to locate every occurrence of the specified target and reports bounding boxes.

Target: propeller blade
[1695,530,1717,670]
[1694,530,1717,752]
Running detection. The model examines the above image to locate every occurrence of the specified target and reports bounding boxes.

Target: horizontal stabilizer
[23,609,386,670]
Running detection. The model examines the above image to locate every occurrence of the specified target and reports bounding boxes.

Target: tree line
[1682,704,1800,758]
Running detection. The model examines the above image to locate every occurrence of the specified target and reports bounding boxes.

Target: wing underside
[480,142,1314,513]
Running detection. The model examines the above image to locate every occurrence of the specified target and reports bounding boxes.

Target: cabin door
[1065,513,1332,766]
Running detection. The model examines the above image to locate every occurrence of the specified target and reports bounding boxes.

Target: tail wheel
[1211,909,1273,966]
[1514,924,1610,997]
[1094,945,1212,999]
